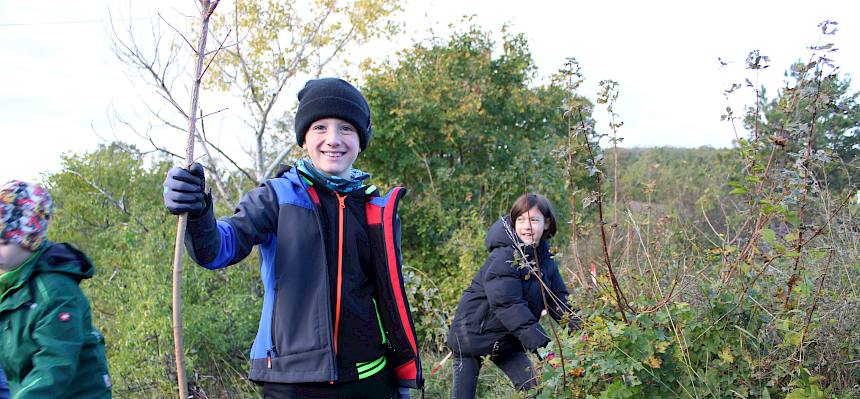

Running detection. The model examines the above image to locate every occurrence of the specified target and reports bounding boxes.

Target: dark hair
[509,193,557,240]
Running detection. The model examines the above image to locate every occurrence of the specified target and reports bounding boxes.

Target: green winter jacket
[0,242,111,399]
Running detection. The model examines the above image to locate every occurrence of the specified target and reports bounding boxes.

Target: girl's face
[302,117,360,179]
[514,206,546,245]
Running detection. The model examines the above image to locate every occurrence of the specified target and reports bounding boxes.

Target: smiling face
[514,206,547,245]
[301,118,361,179]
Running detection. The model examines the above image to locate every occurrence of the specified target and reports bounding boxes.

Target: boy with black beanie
[164,78,422,399]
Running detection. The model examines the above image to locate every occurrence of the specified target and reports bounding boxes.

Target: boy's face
[0,242,33,273]
[302,118,360,179]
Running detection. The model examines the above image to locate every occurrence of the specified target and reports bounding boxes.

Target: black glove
[163,162,206,217]
[568,315,583,332]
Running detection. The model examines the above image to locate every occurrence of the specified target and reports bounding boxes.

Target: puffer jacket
[0,242,112,399]
[447,218,572,357]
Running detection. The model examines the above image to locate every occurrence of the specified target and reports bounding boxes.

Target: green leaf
[745,174,762,184]
[785,331,803,347]
[761,228,777,245]
[785,211,801,225]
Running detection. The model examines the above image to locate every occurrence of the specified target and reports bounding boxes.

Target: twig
[796,249,834,368]
[158,13,195,52]
[198,109,229,200]
[783,72,824,309]
[576,107,632,321]
[198,123,256,183]
[201,28,232,78]
[564,73,590,294]
[66,169,150,233]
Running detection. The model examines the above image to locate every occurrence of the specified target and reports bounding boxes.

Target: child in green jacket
[0,180,112,399]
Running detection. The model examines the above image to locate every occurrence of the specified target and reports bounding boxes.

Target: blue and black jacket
[184,167,423,389]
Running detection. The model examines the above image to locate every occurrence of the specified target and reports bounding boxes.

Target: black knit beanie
[294,78,372,151]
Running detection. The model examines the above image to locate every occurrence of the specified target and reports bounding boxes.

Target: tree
[359,26,591,315]
[744,62,859,191]
[46,144,262,397]
[204,0,402,184]
[109,0,402,204]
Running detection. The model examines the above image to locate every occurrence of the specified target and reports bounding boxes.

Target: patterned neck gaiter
[295,159,370,194]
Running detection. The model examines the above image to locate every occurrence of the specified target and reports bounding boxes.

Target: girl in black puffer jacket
[446,193,578,398]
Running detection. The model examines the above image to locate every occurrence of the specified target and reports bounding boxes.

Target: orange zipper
[333,192,346,355]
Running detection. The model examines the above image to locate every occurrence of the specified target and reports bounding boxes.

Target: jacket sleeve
[0,368,9,399]
[482,248,550,351]
[15,277,87,398]
[185,183,279,269]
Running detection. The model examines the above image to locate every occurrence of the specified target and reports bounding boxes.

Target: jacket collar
[0,252,39,314]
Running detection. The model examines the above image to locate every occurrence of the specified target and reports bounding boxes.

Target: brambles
[526,19,859,399]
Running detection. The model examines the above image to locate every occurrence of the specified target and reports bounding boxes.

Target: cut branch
[171,2,220,398]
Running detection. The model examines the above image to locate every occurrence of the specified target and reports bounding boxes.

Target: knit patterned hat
[294,78,372,151]
[0,180,53,251]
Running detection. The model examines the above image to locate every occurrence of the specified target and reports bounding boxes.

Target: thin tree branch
[65,169,150,233]
[158,12,196,53]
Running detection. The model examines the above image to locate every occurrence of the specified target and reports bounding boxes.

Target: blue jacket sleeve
[185,183,279,269]
[0,368,8,399]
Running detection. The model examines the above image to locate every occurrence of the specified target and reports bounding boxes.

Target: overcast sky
[1,0,858,183]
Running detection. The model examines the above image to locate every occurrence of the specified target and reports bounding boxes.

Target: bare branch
[66,169,150,233]
[109,9,189,121]
[261,147,293,180]
[197,109,229,200]
[314,23,357,76]
[158,13,196,52]
[198,118,256,183]
[199,107,229,119]
[201,27,233,78]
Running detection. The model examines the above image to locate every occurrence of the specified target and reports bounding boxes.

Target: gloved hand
[395,387,411,399]
[163,162,206,217]
[568,315,583,332]
[535,348,556,361]
[535,348,560,368]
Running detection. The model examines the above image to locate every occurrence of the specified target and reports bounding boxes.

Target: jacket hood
[485,217,550,254]
[485,217,517,251]
[33,243,95,281]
